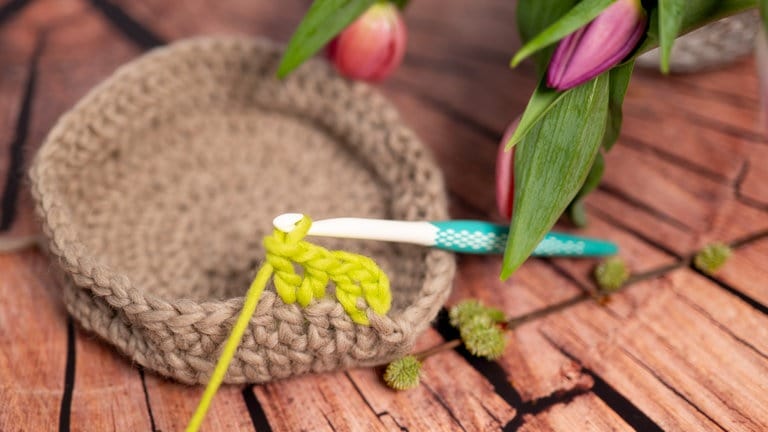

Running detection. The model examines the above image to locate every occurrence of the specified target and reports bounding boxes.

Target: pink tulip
[547,0,646,90]
[327,3,407,82]
[496,119,520,221]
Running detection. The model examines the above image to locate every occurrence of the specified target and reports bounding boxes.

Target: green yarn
[264,216,392,324]
[187,216,392,431]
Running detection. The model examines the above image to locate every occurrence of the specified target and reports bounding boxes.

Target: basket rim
[29,36,455,335]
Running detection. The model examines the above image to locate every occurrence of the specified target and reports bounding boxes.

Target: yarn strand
[186,216,392,431]
[186,262,274,432]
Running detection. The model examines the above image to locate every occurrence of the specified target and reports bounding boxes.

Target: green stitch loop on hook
[264,215,392,324]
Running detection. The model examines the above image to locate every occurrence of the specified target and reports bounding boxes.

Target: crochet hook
[273,214,618,257]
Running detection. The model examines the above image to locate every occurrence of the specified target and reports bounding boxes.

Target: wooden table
[1,0,767,430]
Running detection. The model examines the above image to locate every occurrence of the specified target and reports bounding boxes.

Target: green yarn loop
[187,216,392,431]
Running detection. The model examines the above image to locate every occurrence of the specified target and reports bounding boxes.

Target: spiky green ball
[449,300,505,328]
[594,257,630,292]
[694,243,732,275]
[384,355,422,390]
[460,320,506,360]
[449,300,507,360]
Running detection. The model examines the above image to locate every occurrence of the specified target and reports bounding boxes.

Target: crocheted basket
[30,37,455,384]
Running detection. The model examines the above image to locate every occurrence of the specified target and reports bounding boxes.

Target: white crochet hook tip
[272,213,618,257]
[273,213,437,245]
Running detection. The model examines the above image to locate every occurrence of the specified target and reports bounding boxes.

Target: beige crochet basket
[30,37,455,384]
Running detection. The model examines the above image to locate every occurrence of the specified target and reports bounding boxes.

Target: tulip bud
[547,0,647,91]
[327,2,407,82]
[495,118,519,221]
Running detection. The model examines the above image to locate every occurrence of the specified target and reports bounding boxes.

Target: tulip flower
[327,2,407,82]
[547,0,647,91]
[495,118,519,221]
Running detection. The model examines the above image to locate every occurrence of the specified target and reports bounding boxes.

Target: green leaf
[516,0,578,75]
[511,0,616,68]
[502,74,610,278]
[640,0,748,54]
[603,60,634,150]
[761,0,768,32]
[658,0,685,73]
[567,152,605,227]
[277,0,376,78]
[390,0,411,9]
[506,83,567,149]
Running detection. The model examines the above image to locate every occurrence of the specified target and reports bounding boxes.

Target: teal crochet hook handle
[431,220,618,256]
[273,214,618,257]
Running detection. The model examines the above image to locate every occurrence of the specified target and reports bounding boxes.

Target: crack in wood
[541,332,664,432]
[378,412,409,432]
[58,318,76,432]
[691,263,768,316]
[620,135,733,184]
[242,385,273,432]
[0,0,29,28]
[618,346,729,432]
[421,382,469,432]
[138,368,158,432]
[320,411,338,432]
[469,393,502,425]
[638,74,759,108]
[343,372,405,431]
[88,0,165,50]
[540,259,595,293]
[681,108,768,145]
[405,17,519,66]
[586,204,684,258]
[0,29,42,231]
[673,291,768,361]
[597,184,695,232]
[386,79,501,142]
[733,160,768,211]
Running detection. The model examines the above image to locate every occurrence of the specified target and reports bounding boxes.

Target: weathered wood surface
[0,0,766,430]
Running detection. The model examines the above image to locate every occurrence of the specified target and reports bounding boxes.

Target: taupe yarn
[29,37,455,384]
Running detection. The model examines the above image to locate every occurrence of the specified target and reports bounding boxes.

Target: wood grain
[713,236,768,308]
[519,393,633,432]
[344,329,516,431]
[0,0,767,430]
[542,269,768,431]
[69,333,152,431]
[144,376,253,432]
[0,251,68,431]
[450,258,594,403]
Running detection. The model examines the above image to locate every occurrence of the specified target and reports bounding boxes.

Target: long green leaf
[511,0,616,67]
[567,152,605,227]
[603,60,634,150]
[640,0,747,54]
[516,0,578,76]
[569,62,632,226]
[506,83,567,149]
[502,74,610,278]
[658,0,685,73]
[277,0,376,78]
[761,0,768,31]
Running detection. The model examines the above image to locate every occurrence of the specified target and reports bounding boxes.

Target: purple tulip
[547,0,647,91]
